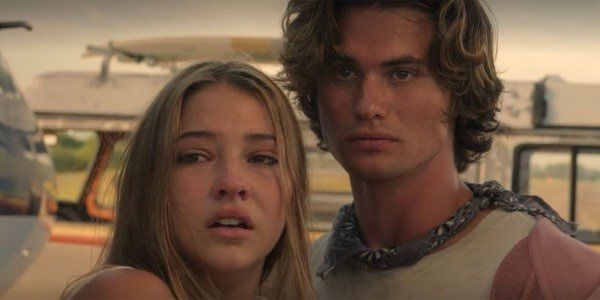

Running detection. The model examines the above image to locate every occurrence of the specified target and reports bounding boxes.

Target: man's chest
[309,210,536,299]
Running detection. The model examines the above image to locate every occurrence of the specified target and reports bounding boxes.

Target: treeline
[48,132,98,172]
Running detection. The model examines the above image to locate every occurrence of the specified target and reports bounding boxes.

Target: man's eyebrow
[245,133,276,142]
[330,54,427,68]
[330,54,357,64]
[177,130,216,141]
[381,56,428,68]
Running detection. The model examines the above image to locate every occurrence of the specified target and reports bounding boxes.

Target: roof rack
[83,36,281,83]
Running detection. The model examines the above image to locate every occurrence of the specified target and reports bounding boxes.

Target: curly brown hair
[279,0,504,172]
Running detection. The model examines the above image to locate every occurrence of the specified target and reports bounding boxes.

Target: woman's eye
[248,155,278,166]
[177,152,209,164]
[390,69,416,80]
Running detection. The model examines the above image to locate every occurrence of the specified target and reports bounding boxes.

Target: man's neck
[351,150,473,248]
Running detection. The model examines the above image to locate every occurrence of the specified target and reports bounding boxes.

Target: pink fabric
[491,218,600,299]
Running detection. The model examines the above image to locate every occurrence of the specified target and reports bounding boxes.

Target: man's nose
[352,75,387,121]
[210,162,250,200]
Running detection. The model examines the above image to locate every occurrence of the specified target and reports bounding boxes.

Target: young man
[280,1,600,298]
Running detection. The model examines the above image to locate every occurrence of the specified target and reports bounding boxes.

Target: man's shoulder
[529,218,600,286]
[494,218,600,298]
[311,232,331,248]
[309,232,331,271]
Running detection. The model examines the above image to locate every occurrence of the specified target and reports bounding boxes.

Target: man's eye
[390,69,416,80]
[177,152,209,164]
[333,66,357,80]
[338,67,354,78]
[248,155,278,166]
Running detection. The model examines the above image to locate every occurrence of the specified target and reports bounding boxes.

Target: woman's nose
[210,163,250,201]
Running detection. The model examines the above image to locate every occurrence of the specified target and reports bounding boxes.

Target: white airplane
[0,21,56,295]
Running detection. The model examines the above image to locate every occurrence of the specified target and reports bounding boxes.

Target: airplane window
[0,64,16,94]
[96,139,127,209]
[518,149,571,220]
[47,130,99,204]
[34,141,47,153]
[576,150,600,233]
[0,126,19,154]
[0,124,8,149]
[0,54,16,94]
[20,135,31,152]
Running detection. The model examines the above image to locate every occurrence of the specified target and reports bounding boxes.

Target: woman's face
[169,83,286,277]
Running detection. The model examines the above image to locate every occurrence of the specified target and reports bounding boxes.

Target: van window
[516,146,600,243]
[96,139,127,209]
[307,150,351,194]
[47,130,99,204]
[518,149,571,220]
[576,150,600,233]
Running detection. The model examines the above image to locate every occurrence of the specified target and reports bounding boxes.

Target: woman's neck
[210,263,263,300]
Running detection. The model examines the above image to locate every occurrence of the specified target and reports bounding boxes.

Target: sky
[0,0,599,88]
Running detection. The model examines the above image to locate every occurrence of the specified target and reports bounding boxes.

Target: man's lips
[345,131,399,143]
[344,131,400,151]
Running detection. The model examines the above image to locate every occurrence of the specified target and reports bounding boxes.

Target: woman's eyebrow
[245,133,276,142]
[178,131,275,142]
[177,130,216,141]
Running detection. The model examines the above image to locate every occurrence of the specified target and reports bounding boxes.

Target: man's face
[316,6,454,181]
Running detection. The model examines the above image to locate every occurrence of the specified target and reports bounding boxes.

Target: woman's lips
[209,226,253,239]
[207,208,254,239]
[207,209,253,228]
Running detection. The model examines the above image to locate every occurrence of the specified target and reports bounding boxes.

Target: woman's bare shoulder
[68,266,174,300]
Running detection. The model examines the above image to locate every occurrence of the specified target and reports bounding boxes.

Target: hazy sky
[0,0,598,87]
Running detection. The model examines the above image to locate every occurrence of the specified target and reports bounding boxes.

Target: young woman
[66,61,312,299]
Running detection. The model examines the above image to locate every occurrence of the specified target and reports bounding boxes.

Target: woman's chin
[202,249,265,275]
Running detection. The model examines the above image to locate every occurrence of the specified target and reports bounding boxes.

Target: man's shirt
[309,209,535,299]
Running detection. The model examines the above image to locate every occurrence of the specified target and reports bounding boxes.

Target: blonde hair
[65,61,312,299]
